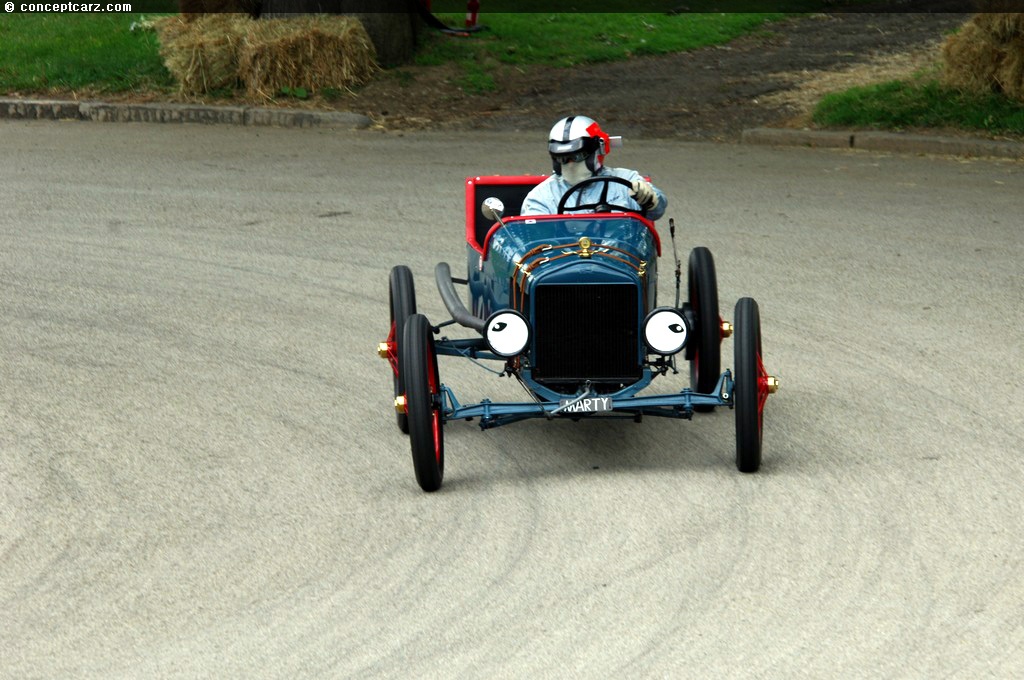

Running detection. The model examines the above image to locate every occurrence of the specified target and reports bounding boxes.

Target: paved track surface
[2,121,1023,678]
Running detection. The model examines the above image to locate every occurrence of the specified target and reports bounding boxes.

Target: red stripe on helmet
[585,121,611,162]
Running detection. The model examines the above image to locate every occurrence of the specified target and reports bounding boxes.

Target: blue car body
[383,174,776,489]
[417,175,731,427]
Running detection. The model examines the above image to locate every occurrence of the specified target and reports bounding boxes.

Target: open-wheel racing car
[379,174,779,492]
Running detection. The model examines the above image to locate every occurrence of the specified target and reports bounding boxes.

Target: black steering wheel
[556,175,647,218]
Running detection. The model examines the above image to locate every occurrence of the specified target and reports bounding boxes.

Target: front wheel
[389,265,416,434]
[733,297,772,473]
[688,246,721,412]
[401,313,445,492]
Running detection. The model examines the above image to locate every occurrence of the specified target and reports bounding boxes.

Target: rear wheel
[389,266,416,434]
[687,247,721,411]
[733,297,765,473]
[401,313,445,492]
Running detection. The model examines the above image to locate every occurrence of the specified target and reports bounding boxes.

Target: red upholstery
[464,175,547,254]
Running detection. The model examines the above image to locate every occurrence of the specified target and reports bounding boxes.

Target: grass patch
[0,15,174,93]
[417,13,790,68]
[455,61,497,94]
[0,12,788,98]
[813,79,1024,137]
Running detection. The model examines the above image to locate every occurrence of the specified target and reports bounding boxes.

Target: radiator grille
[531,283,641,385]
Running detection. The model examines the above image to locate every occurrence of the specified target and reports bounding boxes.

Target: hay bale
[237,16,378,101]
[943,13,1024,101]
[995,36,1024,99]
[972,12,1024,43]
[155,14,251,96]
[942,21,1003,93]
[152,14,191,43]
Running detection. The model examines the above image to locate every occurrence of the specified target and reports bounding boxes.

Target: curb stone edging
[0,97,372,130]
[1,98,82,120]
[79,102,248,125]
[741,127,1024,160]
[853,131,1023,159]
[741,128,855,149]
[4,97,1020,157]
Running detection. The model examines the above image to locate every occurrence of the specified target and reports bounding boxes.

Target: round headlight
[643,307,689,355]
[484,309,531,357]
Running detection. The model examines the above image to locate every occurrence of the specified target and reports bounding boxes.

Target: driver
[520,115,666,220]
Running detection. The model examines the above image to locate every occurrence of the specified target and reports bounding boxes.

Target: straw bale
[237,16,378,101]
[971,12,1024,43]
[156,14,252,96]
[942,21,1003,93]
[152,15,191,44]
[995,36,1024,100]
[943,15,1024,101]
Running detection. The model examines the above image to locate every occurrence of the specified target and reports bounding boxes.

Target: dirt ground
[347,12,972,141]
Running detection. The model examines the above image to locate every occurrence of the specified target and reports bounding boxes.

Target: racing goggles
[552,150,589,165]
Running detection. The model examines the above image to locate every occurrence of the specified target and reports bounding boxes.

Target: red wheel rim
[756,350,769,431]
[385,321,400,376]
[426,346,442,462]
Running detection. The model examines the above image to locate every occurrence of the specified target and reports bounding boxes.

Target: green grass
[418,13,789,68]
[454,61,497,95]
[813,79,1024,137]
[0,12,791,97]
[0,15,173,93]
[5,10,1023,139]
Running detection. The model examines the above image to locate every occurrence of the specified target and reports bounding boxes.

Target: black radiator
[531,283,641,385]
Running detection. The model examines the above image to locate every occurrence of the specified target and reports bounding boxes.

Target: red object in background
[466,0,479,27]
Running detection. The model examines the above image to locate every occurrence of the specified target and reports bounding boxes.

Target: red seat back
[465,175,547,254]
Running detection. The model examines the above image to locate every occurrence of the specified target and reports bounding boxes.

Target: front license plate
[558,396,613,414]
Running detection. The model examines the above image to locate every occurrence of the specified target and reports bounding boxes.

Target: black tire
[687,247,721,412]
[389,265,416,434]
[733,297,763,473]
[401,313,445,492]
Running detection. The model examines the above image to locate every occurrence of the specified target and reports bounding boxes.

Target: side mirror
[481,197,505,222]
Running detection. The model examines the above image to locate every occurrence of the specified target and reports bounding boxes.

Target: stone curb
[4,97,1020,158]
[742,127,1024,160]
[0,97,373,130]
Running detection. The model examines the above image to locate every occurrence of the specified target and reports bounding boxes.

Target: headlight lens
[643,308,689,355]
[484,309,531,357]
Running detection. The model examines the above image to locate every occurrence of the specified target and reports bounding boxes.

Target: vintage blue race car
[379,174,778,492]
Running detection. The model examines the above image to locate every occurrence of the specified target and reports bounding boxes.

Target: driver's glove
[630,178,658,210]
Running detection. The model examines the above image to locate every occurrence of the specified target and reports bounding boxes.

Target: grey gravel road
[2,121,1023,678]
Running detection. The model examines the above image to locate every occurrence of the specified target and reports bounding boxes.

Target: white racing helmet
[547,115,615,179]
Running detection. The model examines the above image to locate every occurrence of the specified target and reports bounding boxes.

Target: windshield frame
[479,212,661,261]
